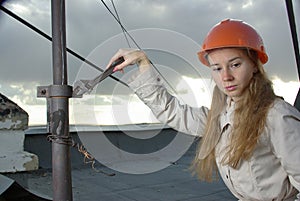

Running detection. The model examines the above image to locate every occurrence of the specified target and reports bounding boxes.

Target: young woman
[107,19,300,201]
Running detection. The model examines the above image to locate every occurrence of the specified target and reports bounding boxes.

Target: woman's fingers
[113,59,132,72]
[107,48,146,72]
[106,51,123,69]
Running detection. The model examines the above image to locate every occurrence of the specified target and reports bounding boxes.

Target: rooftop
[1,126,236,201]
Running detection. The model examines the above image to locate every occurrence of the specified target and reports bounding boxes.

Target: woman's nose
[222,68,234,81]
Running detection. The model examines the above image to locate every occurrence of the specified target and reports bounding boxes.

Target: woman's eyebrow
[209,56,241,67]
[228,56,241,63]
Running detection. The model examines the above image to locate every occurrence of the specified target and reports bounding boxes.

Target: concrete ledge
[0,151,38,173]
[0,130,25,153]
[0,130,39,173]
[0,93,39,173]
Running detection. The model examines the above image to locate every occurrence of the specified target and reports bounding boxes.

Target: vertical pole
[51,0,73,200]
[285,0,300,111]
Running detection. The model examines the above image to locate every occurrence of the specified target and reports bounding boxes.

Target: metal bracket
[37,85,73,98]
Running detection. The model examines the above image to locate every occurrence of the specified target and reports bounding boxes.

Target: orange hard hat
[198,19,268,66]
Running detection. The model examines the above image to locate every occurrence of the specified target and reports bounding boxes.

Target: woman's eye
[231,62,241,68]
[212,67,222,71]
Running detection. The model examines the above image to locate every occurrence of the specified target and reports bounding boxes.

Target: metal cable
[0,5,128,87]
[111,0,131,48]
[99,0,179,95]
[285,0,300,110]
[47,134,115,176]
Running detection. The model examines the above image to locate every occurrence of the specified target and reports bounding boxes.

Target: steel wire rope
[110,0,131,48]
[285,0,300,79]
[0,5,129,88]
[100,0,179,96]
[285,0,300,110]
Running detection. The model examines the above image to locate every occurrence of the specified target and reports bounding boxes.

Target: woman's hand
[106,48,150,73]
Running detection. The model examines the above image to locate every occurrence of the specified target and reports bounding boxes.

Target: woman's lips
[225,85,237,91]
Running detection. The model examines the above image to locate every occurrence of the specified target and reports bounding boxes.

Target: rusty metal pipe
[51,0,73,200]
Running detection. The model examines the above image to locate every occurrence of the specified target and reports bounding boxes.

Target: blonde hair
[191,49,277,181]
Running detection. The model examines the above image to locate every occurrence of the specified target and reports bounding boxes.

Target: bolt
[41,89,47,95]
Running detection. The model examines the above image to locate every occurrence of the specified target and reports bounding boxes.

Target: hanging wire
[285,0,300,111]
[100,0,179,95]
[285,0,300,79]
[100,0,141,49]
[72,141,116,176]
[111,0,131,48]
[0,5,128,88]
[47,134,115,176]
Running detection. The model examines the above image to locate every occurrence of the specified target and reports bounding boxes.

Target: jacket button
[157,77,161,82]
[226,175,229,179]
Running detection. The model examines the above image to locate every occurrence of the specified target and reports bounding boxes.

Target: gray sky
[0,0,299,102]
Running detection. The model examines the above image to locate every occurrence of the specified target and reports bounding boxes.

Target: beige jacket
[127,67,300,201]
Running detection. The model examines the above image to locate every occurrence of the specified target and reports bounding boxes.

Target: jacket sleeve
[268,99,300,191]
[126,67,208,137]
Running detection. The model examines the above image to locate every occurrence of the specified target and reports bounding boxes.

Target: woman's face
[207,48,257,102]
